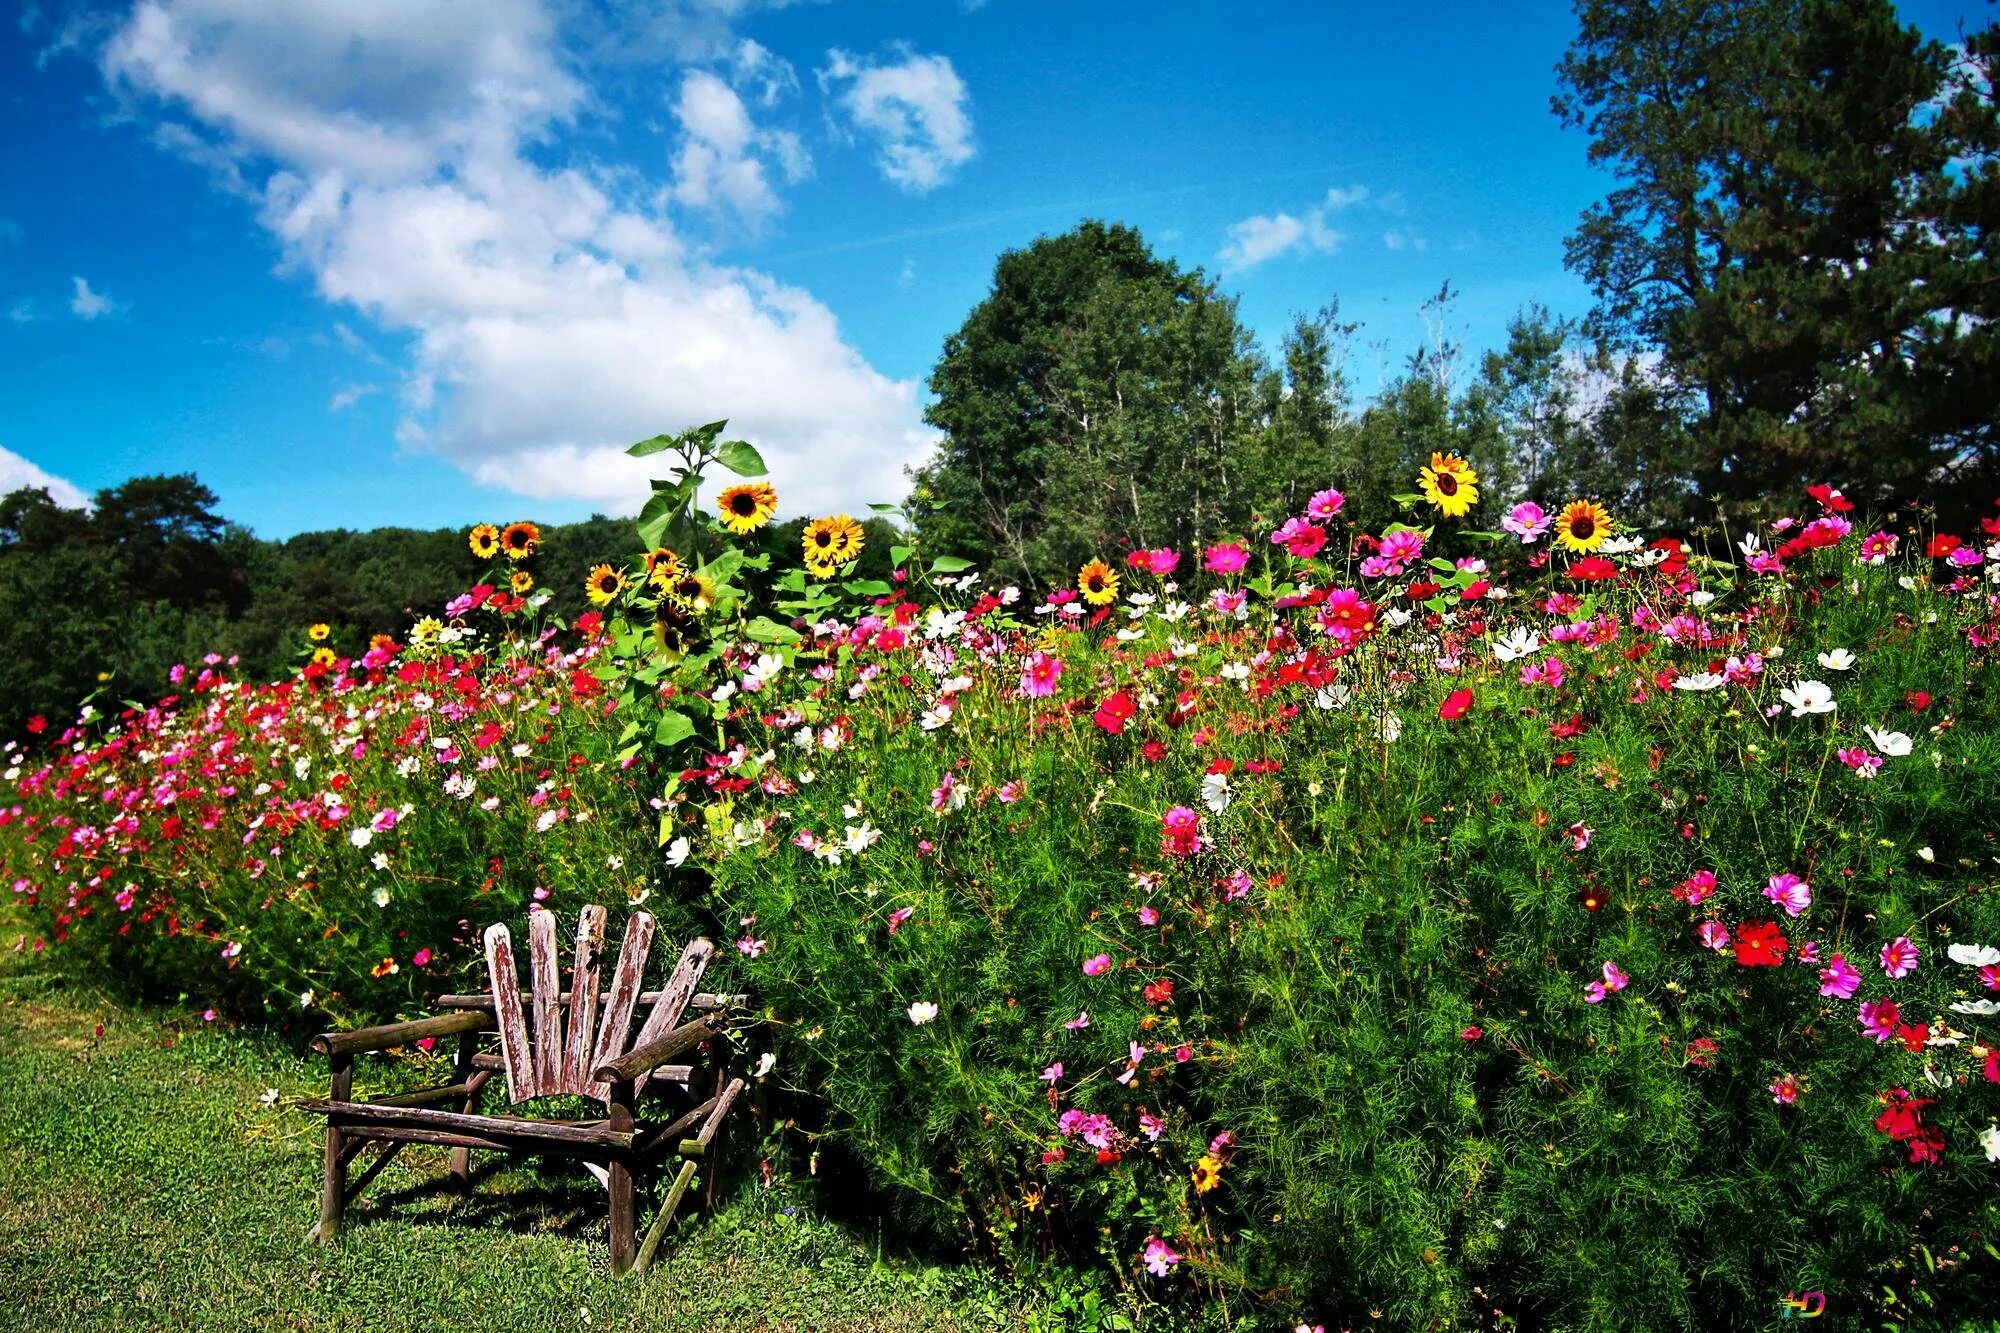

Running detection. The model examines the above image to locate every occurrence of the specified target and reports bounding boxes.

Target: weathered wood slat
[434,990,745,1012]
[304,1098,636,1149]
[594,1013,725,1085]
[677,1077,744,1159]
[587,911,657,1099]
[633,1158,699,1276]
[342,1141,405,1205]
[528,908,563,1096]
[310,1008,487,1057]
[627,937,713,1095]
[484,923,536,1102]
[471,1049,691,1083]
[562,906,609,1095]
[633,1093,722,1155]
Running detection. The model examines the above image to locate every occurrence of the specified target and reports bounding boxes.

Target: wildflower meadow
[5,428,1999,1327]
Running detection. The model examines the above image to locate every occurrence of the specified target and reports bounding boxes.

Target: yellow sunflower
[644,547,684,589]
[663,570,717,616]
[501,521,541,561]
[802,515,865,572]
[716,482,779,535]
[1417,453,1480,519]
[1078,559,1119,606]
[310,647,337,668]
[307,622,331,642]
[1191,1154,1224,1194]
[509,570,535,594]
[653,606,696,659]
[468,524,502,560]
[584,563,628,607]
[410,617,443,645]
[1554,499,1613,553]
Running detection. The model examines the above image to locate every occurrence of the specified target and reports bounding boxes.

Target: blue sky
[0,0,1983,537]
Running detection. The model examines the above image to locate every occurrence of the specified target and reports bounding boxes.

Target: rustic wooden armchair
[301,906,746,1274]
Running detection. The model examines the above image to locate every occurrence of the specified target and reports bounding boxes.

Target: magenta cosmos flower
[1502,501,1550,542]
[1143,1236,1180,1277]
[1818,953,1861,999]
[1880,936,1919,978]
[1082,953,1112,977]
[1271,517,1327,559]
[1160,805,1202,858]
[1763,873,1812,918]
[1203,541,1251,575]
[1305,487,1346,519]
[1018,650,1062,699]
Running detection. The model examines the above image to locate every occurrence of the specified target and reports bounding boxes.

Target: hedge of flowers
[7,442,2000,1326]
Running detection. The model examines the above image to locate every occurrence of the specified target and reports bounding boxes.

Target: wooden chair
[301,906,746,1274]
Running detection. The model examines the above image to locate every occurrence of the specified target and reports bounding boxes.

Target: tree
[912,221,1271,588]
[1555,0,2000,517]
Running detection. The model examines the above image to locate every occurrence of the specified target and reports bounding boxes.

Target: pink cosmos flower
[1379,529,1425,566]
[1818,953,1861,999]
[1981,964,2000,993]
[1502,501,1550,542]
[1306,487,1346,520]
[1203,541,1251,575]
[737,936,767,958]
[1143,1236,1180,1277]
[1674,870,1717,906]
[1137,905,1159,926]
[411,948,432,967]
[1763,873,1812,918]
[1567,822,1594,852]
[1858,530,1899,564]
[1019,651,1063,699]
[1040,1062,1064,1085]
[1082,954,1112,977]
[1272,518,1328,559]
[1859,996,1902,1042]
[1696,921,1732,951]
[887,906,915,935]
[1161,805,1202,858]
[1138,1109,1165,1141]
[1837,747,1882,778]
[1210,588,1248,617]
[1065,1011,1092,1030]
[1770,1074,1800,1105]
[1880,935,1919,978]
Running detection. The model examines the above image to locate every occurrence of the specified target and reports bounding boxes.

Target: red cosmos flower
[1407,580,1441,600]
[1439,688,1474,721]
[25,715,46,734]
[575,611,606,636]
[1094,691,1137,735]
[1927,535,1962,558]
[1459,1025,1483,1041]
[1734,920,1788,967]
[1140,740,1168,762]
[1647,537,1687,576]
[1567,557,1618,581]
[1460,579,1491,601]
[1907,690,1931,712]
[1806,483,1854,513]
[1143,979,1175,1006]
[569,667,603,700]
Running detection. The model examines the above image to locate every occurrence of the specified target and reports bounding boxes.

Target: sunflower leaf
[714,439,768,477]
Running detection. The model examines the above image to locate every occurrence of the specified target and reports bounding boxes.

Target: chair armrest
[594,1012,727,1084]
[310,1009,488,1059]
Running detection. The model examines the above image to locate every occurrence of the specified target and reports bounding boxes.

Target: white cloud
[670,69,808,225]
[7,299,37,325]
[1218,184,1370,273]
[730,38,799,108]
[1382,229,1427,252]
[820,47,974,193]
[0,445,89,508]
[100,0,934,518]
[69,276,122,319]
[328,382,382,412]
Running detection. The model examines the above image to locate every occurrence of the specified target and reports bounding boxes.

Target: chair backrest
[482,907,713,1104]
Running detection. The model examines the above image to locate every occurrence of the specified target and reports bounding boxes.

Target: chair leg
[450,1040,487,1190]
[607,1079,637,1274]
[310,1124,346,1243]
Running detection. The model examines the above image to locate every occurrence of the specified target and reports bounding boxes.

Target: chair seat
[298,1098,636,1150]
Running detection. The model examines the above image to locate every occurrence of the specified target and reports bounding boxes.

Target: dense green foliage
[1556,0,2000,518]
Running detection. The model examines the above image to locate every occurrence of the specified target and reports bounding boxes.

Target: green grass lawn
[0,969,1058,1332]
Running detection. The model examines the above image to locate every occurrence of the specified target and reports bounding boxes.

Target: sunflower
[468,524,502,560]
[510,570,535,594]
[644,547,684,589]
[310,647,337,668]
[664,570,717,616]
[585,563,628,607]
[1191,1154,1224,1194]
[1078,559,1119,606]
[1418,453,1480,519]
[653,605,696,658]
[307,622,331,642]
[410,616,443,645]
[1554,500,1613,554]
[802,515,865,572]
[717,481,779,535]
[501,521,541,561]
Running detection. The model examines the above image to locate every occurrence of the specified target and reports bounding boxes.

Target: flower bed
[6,457,2000,1325]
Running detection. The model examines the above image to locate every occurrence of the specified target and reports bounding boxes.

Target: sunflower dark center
[1573,516,1596,539]
[731,493,757,514]
[1437,474,1458,495]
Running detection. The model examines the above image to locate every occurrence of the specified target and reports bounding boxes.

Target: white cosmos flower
[1982,1124,2000,1164]
[1201,771,1232,814]
[920,704,954,731]
[907,1001,939,1025]
[664,836,691,868]
[348,827,373,848]
[1689,589,1717,607]
[1779,680,1836,716]
[1375,714,1403,744]
[1947,943,2000,968]
[1815,648,1856,671]
[1381,607,1413,630]
[1492,627,1542,663]
[1315,684,1352,711]
[1950,998,2000,1016]
[842,822,882,855]
[1673,672,1727,693]
[1864,726,1913,757]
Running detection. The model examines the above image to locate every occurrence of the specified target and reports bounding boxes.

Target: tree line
[5,0,1993,721]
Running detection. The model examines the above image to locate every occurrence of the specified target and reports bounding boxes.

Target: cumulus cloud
[1218,184,1370,273]
[8,299,38,325]
[1382,229,1427,252]
[670,68,809,225]
[69,276,122,319]
[820,47,974,193]
[100,0,933,517]
[0,445,89,508]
